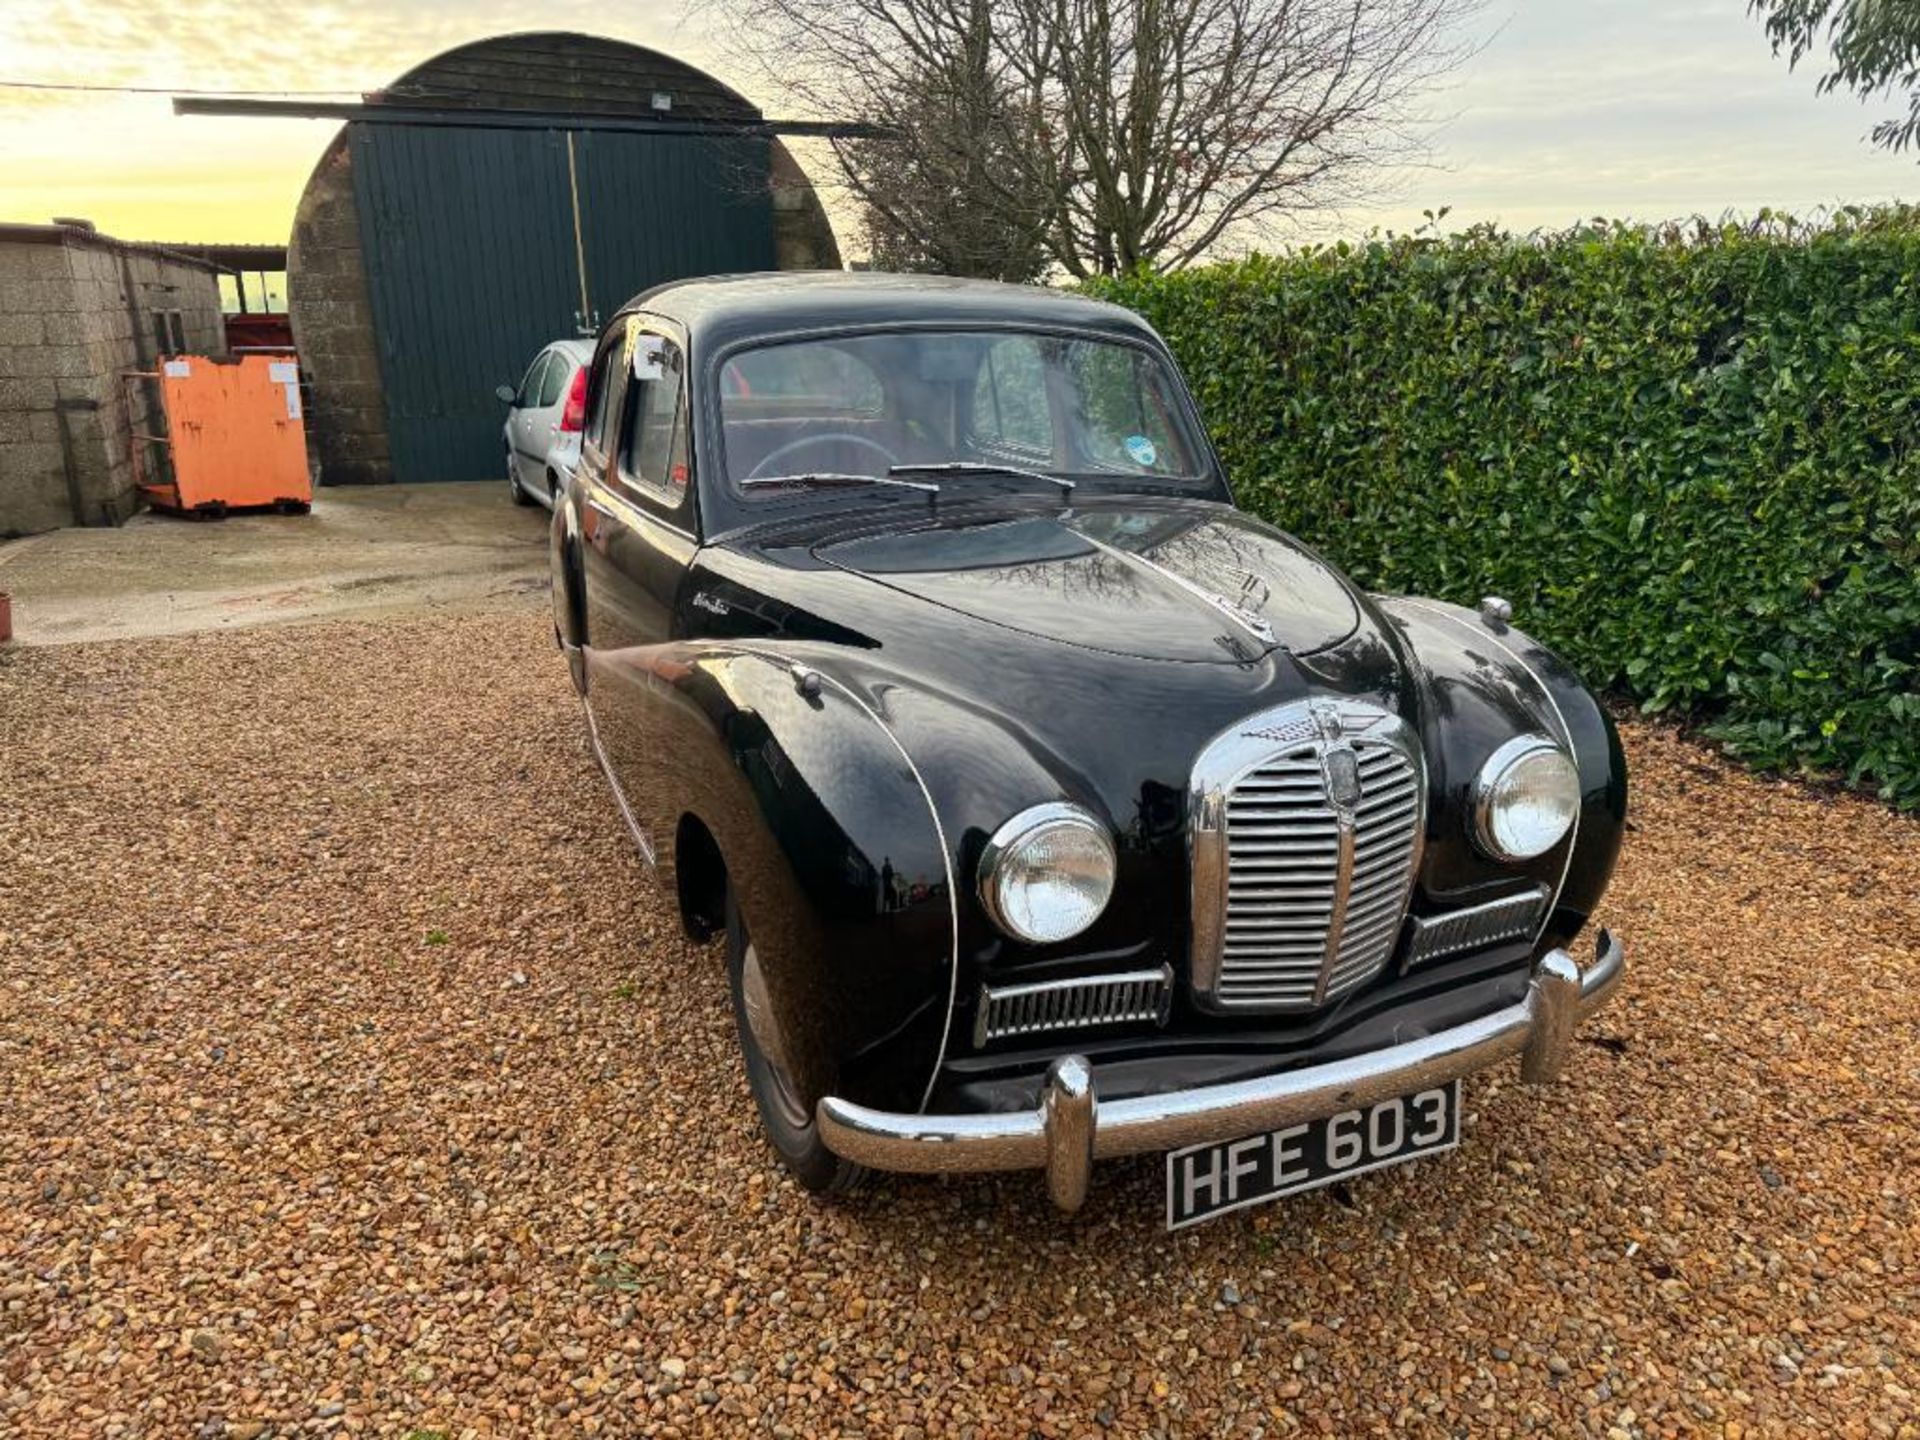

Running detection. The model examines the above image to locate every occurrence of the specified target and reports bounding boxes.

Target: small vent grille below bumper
[975,966,1173,1046]
[1404,886,1551,968]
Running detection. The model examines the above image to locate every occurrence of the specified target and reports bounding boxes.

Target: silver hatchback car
[497,338,593,509]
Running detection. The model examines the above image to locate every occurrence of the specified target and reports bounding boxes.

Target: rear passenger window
[619,335,690,509]
[516,353,552,408]
[536,352,567,408]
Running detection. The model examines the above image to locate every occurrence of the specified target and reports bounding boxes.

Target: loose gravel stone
[1,607,1915,1435]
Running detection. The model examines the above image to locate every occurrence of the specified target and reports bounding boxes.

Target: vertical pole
[566,132,593,335]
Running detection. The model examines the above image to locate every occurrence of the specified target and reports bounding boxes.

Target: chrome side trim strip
[1390,598,1578,944]
[816,931,1624,1210]
[582,697,656,868]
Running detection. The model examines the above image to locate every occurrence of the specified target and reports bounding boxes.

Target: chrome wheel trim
[741,941,809,1131]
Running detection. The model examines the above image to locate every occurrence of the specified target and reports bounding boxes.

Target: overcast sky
[0,0,1911,250]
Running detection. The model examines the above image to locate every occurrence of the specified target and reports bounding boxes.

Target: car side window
[583,332,627,459]
[536,351,568,409]
[970,337,1054,458]
[515,353,552,408]
[617,334,690,514]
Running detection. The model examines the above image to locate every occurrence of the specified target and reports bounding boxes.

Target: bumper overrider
[817,930,1625,1212]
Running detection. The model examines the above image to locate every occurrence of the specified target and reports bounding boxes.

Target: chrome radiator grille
[1190,700,1426,1013]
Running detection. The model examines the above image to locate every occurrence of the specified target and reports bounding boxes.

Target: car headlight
[979,802,1116,944]
[1472,737,1581,861]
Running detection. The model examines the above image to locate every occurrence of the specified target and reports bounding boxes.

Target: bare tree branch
[699,0,1479,275]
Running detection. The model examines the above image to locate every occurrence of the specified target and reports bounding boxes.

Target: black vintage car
[550,273,1626,1228]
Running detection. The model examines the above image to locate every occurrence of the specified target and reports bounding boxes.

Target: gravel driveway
[1,607,1913,1437]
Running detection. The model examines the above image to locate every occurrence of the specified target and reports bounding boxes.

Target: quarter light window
[620,337,689,502]
[583,336,625,454]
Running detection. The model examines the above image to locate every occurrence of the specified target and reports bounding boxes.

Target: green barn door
[353,122,777,484]
[572,130,777,330]
[352,122,587,483]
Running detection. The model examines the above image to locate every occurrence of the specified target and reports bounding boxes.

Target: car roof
[546,338,594,362]
[620,271,1160,352]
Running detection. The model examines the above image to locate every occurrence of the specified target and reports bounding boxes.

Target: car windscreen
[718,330,1208,496]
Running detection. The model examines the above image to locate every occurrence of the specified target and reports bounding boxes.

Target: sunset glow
[1,0,1910,251]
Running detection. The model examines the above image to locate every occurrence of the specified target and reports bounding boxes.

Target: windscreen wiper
[740,472,941,494]
[889,461,1076,491]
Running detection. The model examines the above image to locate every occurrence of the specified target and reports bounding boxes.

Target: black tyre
[725,885,867,1195]
[508,453,532,505]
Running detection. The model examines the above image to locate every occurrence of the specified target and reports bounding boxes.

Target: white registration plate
[1165,1080,1461,1230]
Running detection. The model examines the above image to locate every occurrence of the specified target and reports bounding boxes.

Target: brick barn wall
[0,227,222,537]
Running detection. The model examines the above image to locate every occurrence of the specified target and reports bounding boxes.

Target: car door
[578,318,698,659]
[527,347,570,481]
[510,351,555,482]
[576,319,701,829]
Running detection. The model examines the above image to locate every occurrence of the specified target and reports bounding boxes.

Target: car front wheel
[726,885,867,1196]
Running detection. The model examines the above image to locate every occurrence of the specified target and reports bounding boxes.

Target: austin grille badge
[1320,746,1363,813]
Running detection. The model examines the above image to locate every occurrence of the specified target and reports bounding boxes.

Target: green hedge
[1092,211,1920,809]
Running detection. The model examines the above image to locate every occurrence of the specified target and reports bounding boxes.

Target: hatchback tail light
[559,366,588,432]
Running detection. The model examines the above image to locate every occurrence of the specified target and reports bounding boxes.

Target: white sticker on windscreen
[1124,434,1157,467]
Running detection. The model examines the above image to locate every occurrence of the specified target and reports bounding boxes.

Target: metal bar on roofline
[171,97,895,139]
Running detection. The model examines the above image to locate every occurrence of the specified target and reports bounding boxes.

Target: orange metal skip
[141,354,313,515]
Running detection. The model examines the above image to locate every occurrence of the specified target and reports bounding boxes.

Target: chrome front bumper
[817,930,1624,1212]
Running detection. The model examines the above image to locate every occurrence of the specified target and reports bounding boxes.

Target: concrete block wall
[287,140,390,488]
[0,241,83,536]
[0,225,223,537]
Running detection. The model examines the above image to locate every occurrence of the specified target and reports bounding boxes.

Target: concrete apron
[0,483,549,645]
